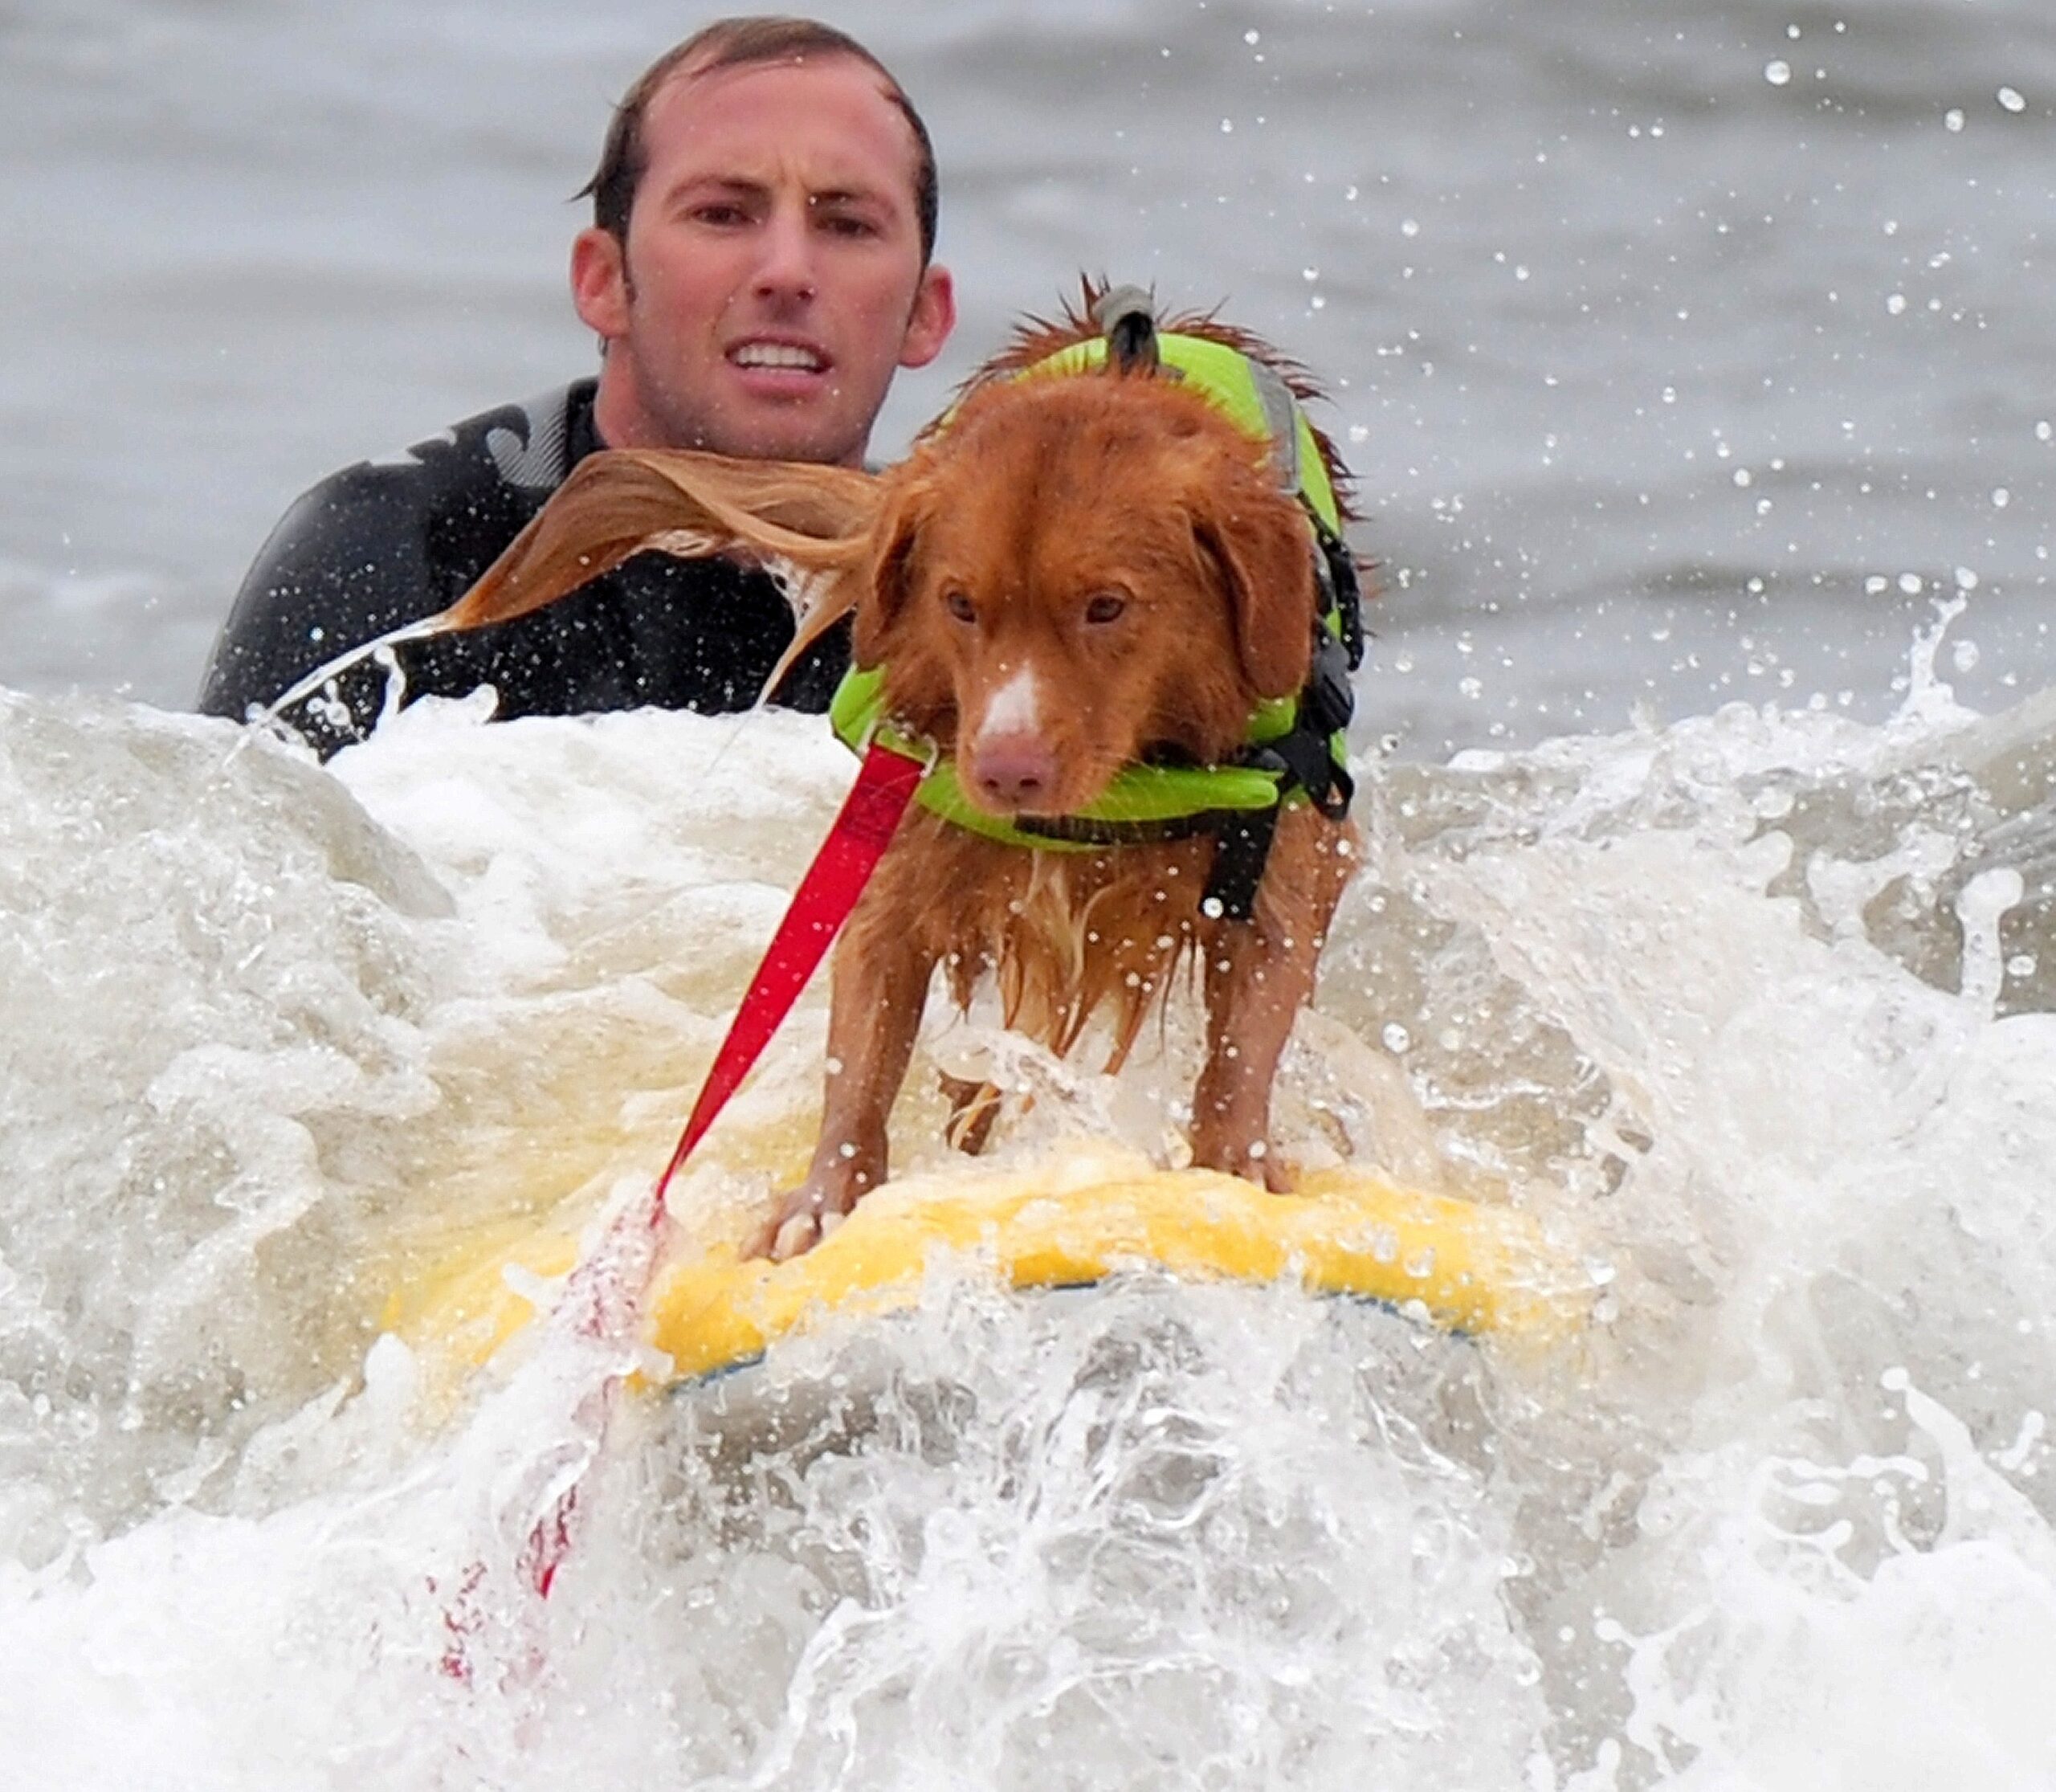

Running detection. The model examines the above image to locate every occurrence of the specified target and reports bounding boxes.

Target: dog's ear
[854,473,936,667]
[443,449,879,633]
[1189,478,1317,700]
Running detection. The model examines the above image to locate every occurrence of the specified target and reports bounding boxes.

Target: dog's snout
[971,733,1058,809]
[968,667,1059,810]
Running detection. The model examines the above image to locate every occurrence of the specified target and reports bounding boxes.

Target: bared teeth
[732,343,824,371]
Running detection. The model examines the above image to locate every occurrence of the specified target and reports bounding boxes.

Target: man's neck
[589,362,659,452]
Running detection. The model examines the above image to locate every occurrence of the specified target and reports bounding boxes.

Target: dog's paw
[1190,1134,1295,1194]
[744,1183,856,1262]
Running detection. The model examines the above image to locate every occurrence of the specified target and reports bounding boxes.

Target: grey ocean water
[2,0,2050,753]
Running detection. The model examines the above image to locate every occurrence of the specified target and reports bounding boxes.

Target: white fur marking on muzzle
[977,666,1044,745]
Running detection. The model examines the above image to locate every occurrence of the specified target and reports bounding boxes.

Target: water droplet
[1945,108,1966,132]
[1381,1022,1411,1053]
[1993,487,2011,508]
[1764,59,1792,85]
[1998,86,2026,112]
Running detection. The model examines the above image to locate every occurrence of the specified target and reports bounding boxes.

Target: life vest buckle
[855,708,942,779]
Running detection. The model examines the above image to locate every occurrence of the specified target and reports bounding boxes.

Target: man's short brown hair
[580,17,940,267]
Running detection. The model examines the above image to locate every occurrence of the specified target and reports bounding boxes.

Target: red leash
[647,741,925,1211]
[442,743,924,1674]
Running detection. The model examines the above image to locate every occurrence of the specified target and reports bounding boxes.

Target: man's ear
[1189,474,1317,700]
[897,263,957,370]
[854,475,935,665]
[571,227,631,342]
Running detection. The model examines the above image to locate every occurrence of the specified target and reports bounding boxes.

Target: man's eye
[692,203,749,227]
[818,213,879,239]
[944,589,976,623]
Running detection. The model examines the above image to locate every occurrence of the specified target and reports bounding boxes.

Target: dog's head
[856,374,1319,818]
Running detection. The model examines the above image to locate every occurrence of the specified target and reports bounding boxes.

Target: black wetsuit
[198,378,847,757]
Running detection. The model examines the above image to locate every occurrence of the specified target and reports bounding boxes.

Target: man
[198,17,955,754]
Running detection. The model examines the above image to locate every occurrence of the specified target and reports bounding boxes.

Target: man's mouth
[728,340,829,374]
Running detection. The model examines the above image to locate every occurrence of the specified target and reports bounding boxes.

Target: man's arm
[198,465,447,753]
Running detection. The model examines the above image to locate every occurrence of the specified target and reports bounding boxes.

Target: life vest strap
[1204,803,1283,922]
[1012,805,1254,851]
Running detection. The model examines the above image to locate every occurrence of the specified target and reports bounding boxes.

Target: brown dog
[440,292,1364,1260]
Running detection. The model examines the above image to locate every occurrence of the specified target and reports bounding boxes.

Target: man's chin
[707,418,863,467]
[638,378,868,466]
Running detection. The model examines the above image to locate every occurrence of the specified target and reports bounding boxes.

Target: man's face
[573,54,954,467]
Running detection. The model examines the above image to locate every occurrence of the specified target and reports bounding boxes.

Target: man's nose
[753,202,818,300]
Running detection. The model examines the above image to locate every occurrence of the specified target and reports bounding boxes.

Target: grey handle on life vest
[1093,284,1160,374]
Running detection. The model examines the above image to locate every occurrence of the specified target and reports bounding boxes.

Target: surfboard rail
[381,1159,1587,1390]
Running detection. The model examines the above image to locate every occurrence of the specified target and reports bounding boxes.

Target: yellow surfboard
[381,1157,1586,1390]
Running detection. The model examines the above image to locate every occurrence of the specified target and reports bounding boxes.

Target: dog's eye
[1083,591,1128,625]
[944,589,977,624]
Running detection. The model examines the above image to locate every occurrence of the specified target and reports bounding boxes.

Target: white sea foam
[2,667,2054,1786]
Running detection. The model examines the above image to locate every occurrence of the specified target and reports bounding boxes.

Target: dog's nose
[971,733,1058,810]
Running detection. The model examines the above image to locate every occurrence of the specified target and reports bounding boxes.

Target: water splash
[3,671,2054,1786]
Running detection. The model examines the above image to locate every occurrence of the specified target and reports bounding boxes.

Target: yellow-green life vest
[828,323,1353,856]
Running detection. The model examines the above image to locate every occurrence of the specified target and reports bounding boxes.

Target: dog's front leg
[1189,918,1318,1191]
[1188,818,1354,1190]
[747,903,936,1260]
